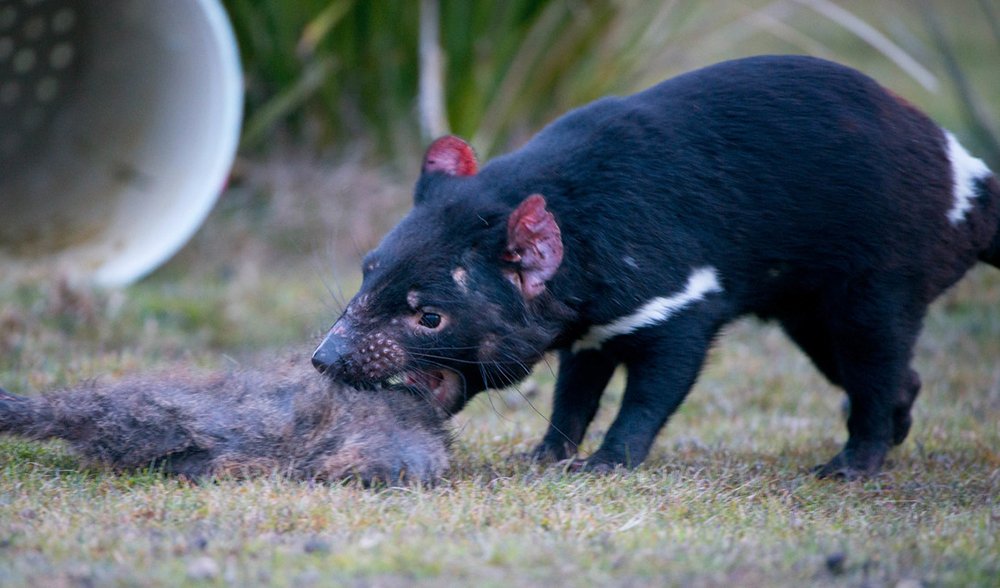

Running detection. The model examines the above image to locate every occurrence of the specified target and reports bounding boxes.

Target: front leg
[577,316,718,470]
[530,348,618,461]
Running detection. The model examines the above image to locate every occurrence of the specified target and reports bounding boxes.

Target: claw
[568,457,618,474]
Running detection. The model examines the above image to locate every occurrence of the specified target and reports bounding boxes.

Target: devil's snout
[312,328,350,376]
[312,315,407,385]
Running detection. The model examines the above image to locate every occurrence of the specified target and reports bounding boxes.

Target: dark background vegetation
[224,0,1000,166]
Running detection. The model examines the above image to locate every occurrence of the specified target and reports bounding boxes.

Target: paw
[813,460,868,481]
[568,451,626,474]
[814,443,888,480]
[515,440,576,464]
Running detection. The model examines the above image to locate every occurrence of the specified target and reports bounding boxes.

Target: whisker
[399,332,576,447]
[483,386,505,419]
[301,235,348,315]
[483,349,578,449]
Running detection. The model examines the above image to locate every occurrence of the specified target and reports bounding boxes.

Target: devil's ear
[503,194,563,299]
[422,136,478,177]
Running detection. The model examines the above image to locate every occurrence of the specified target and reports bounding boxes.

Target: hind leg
[814,293,925,479]
[891,368,921,446]
[780,313,842,387]
[836,366,921,447]
[781,315,921,446]
[780,310,857,423]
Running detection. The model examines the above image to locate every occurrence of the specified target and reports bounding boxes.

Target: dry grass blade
[793,0,938,91]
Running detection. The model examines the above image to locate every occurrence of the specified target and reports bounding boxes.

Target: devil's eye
[419,312,442,329]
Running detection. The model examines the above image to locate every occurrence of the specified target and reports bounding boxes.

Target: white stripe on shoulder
[572,266,722,352]
[945,130,992,225]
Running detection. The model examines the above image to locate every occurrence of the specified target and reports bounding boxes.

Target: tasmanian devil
[311,55,1000,479]
[0,362,450,484]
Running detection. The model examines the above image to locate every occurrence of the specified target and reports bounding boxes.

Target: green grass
[1,177,998,585]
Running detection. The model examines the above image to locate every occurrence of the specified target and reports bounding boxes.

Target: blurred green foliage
[227,0,686,158]
[223,0,999,166]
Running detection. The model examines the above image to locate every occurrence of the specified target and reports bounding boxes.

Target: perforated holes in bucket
[0,0,80,160]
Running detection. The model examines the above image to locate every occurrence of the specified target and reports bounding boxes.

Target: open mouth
[387,369,462,410]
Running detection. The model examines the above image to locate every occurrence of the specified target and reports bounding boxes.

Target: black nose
[312,330,349,375]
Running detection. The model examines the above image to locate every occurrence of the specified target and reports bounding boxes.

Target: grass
[1,161,999,585]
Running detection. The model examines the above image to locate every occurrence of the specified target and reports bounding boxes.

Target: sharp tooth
[387,374,405,386]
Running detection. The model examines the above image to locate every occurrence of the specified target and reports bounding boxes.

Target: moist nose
[311,330,349,375]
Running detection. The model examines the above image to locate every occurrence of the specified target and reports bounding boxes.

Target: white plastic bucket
[0,0,243,286]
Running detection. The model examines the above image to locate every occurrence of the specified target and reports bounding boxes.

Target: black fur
[313,55,1000,479]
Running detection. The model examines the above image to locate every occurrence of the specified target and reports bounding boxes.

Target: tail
[946,130,1000,269]
[980,175,1000,269]
[1,380,203,471]
[0,387,61,442]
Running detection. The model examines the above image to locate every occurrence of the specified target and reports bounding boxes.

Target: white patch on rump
[945,130,992,225]
[572,266,723,352]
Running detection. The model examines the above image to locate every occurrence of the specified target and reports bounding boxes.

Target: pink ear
[504,194,563,299]
[422,136,478,176]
